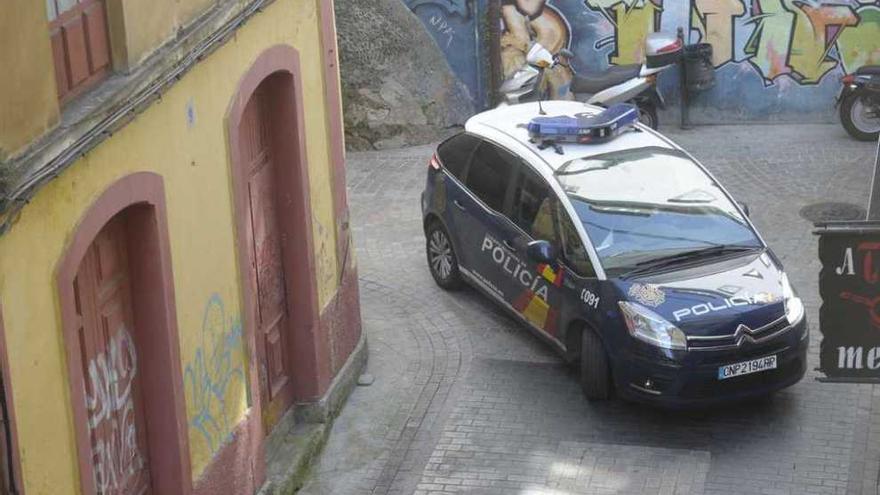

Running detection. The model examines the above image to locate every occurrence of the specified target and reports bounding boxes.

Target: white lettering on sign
[580,289,600,309]
[839,347,880,370]
[836,247,855,276]
[481,234,549,302]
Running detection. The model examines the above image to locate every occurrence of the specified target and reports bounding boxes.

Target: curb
[257,333,368,494]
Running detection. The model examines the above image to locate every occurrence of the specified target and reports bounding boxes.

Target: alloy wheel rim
[851,98,880,133]
[429,230,453,280]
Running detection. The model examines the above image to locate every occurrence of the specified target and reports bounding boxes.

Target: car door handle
[453,199,466,211]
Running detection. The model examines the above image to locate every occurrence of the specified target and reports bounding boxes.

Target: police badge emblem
[628,283,666,308]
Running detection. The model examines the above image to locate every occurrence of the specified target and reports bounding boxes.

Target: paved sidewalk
[301,124,880,495]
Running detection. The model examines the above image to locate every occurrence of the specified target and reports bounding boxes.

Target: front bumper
[614,317,809,408]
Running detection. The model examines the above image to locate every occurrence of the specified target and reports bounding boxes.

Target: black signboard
[816,221,880,382]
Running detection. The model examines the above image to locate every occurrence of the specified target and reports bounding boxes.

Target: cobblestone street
[301,124,880,495]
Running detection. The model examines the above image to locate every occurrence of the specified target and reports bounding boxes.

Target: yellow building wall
[0,0,340,491]
[0,0,59,159]
[108,0,219,70]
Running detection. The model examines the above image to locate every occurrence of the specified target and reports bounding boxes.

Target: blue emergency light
[527,103,640,145]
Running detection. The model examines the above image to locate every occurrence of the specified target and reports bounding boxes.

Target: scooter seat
[856,66,880,76]
[570,64,643,95]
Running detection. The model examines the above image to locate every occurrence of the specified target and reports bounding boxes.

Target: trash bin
[684,43,715,92]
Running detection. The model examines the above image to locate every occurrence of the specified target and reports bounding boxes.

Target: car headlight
[781,273,805,325]
[619,301,687,350]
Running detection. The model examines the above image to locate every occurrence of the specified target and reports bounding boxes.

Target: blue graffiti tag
[183,294,247,454]
[406,0,470,18]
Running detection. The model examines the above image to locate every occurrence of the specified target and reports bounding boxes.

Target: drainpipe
[868,134,880,221]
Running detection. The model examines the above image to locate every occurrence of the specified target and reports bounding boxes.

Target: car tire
[637,102,659,130]
[840,90,880,142]
[426,221,463,290]
[580,328,612,400]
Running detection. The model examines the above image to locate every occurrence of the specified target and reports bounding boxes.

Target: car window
[438,133,480,181]
[556,202,596,277]
[466,142,516,212]
[511,166,559,245]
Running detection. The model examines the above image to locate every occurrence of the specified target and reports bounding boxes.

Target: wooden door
[241,86,294,427]
[74,216,152,494]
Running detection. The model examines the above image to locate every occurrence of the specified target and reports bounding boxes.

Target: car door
[434,133,480,265]
[453,140,518,301]
[496,162,571,340]
[552,202,605,349]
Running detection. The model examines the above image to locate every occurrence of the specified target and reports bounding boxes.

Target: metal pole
[677,27,690,130]
[868,133,880,221]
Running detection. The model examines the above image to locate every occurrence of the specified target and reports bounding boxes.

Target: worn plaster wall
[0,0,59,160]
[107,0,218,69]
[405,0,880,122]
[0,0,341,491]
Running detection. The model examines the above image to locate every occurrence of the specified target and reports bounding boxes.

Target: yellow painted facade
[0,0,342,492]
[0,0,59,159]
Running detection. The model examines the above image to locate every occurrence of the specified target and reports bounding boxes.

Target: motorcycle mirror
[558,48,574,59]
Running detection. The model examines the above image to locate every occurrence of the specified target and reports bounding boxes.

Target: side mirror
[738,202,751,217]
[526,240,558,264]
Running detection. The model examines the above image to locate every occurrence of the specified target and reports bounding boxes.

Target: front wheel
[580,328,612,400]
[637,102,659,130]
[425,221,463,290]
[840,90,880,141]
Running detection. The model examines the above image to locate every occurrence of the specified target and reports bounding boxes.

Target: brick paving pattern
[301,124,880,495]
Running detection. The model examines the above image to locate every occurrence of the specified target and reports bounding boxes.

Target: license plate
[718,355,777,380]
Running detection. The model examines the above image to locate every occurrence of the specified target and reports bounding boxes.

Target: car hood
[613,252,787,337]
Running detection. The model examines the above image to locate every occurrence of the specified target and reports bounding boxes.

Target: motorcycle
[838,66,880,141]
[498,32,682,130]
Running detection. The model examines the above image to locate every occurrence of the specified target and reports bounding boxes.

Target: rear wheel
[840,90,880,141]
[580,328,612,400]
[426,221,463,290]
[637,102,659,130]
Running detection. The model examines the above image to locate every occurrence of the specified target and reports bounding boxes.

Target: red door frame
[0,304,23,494]
[57,172,192,495]
[226,45,325,419]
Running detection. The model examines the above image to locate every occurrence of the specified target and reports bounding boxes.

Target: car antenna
[538,99,546,115]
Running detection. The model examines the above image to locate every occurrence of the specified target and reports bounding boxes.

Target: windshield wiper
[621,244,761,278]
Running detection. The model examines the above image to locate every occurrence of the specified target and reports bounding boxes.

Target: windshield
[556,147,762,276]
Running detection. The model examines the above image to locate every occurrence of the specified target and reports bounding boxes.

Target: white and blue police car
[421,101,808,406]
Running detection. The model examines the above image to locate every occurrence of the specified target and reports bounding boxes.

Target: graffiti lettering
[690,0,746,66]
[837,5,880,73]
[184,295,247,456]
[585,0,663,65]
[430,14,457,48]
[86,328,148,493]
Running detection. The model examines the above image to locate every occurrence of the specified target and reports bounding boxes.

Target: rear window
[466,142,517,212]
[438,133,480,180]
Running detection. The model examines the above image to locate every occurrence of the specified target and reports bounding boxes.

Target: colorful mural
[183,295,248,461]
[404,0,880,122]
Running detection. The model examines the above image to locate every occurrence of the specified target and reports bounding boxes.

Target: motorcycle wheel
[840,90,880,142]
[637,102,659,130]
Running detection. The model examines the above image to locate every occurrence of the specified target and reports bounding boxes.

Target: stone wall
[334,0,475,150]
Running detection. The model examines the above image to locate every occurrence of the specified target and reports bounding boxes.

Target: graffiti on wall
[86,328,149,493]
[689,0,880,84]
[585,0,664,65]
[184,295,247,456]
[501,0,573,97]
[405,0,878,118]
[407,0,470,16]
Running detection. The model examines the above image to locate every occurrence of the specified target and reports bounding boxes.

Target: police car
[421,101,808,406]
